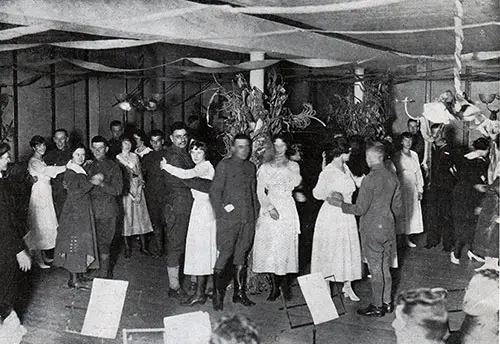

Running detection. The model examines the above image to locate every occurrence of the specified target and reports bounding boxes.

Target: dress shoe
[406,238,417,248]
[233,290,256,307]
[342,285,360,302]
[180,294,207,307]
[168,288,187,299]
[67,279,90,290]
[382,303,394,313]
[467,250,485,263]
[232,265,255,307]
[357,304,385,317]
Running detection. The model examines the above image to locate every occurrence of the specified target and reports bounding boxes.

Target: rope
[454,0,464,97]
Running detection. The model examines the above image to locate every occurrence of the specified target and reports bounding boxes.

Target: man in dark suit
[161,122,211,299]
[106,120,123,160]
[209,133,260,311]
[142,129,168,256]
[425,124,457,251]
[44,128,72,220]
[331,142,402,317]
[87,136,123,278]
[0,143,31,320]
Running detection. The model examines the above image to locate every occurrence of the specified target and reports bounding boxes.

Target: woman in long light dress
[392,132,424,248]
[311,137,362,301]
[25,135,66,269]
[252,135,302,301]
[116,137,153,258]
[160,140,216,306]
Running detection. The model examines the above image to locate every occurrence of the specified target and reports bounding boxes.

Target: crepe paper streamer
[0,25,56,41]
[52,39,160,50]
[0,39,160,52]
[454,0,464,97]
[318,21,499,35]
[230,0,405,14]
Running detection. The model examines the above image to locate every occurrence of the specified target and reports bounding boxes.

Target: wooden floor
[19,234,478,344]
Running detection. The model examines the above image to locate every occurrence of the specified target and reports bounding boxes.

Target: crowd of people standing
[0,114,498,343]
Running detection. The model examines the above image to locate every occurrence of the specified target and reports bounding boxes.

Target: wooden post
[12,51,18,161]
[354,67,364,104]
[249,52,265,92]
[50,49,56,133]
[463,66,472,148]
[162,56,167,135]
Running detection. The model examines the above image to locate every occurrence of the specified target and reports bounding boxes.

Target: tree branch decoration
[207,69,324,164]
[0,93,14,144]
[326,76,392,140]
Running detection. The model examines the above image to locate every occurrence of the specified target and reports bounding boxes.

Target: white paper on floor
[80,278,129,339]
[163,311,211,344]
[297,272,339,325]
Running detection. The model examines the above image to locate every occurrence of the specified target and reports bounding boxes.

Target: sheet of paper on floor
[163,311,211,344]
[298,272,339,325]
[80,278,129,339]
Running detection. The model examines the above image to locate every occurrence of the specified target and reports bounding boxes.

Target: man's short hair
[91,135,109,147]
[150,129,164,139]
[170,121,188,134]
[366,141,385,158]
[233,133,251,144]
[407,119,418,126]
[210,315,260,344]
[53,128,68,137]
[109,120,122,130]
[430,123,441,131]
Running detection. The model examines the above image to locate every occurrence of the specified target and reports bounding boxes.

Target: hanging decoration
[0,93,14,143]
[325,76,392,141]
[207,70,324,164]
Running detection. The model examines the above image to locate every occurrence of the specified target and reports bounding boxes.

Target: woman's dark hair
[401,131,413,141]
[134,129,149,145]
[288,143,303,157]
[325,136,350,164]
[0,142,10,157]
[69,142,87,155]
[189,139,208,153]
[473,137,490,151]
[271,133,291,157]
[29,135,46,149]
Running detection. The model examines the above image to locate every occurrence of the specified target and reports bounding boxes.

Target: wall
[392,72,499,148]
[0,44,245,160]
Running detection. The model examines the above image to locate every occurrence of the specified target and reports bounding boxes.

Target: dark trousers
[362,236,393,307]
[215,220,255,270]
[164,212,190,267]
[0,258,19,313]
[145,190,164,230]
[95,217,117,255]
[426,187,455,250]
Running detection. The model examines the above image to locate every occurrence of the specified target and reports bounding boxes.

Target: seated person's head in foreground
[210,315,260,344]
[392,288,448,344]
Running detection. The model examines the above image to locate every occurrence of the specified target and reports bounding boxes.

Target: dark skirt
[54,194,99,273]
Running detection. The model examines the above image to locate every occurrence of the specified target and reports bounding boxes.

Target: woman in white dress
[311,136,362,301]
[392,132,424,247]
[116,137,154,258]
[133,129,152,158]
[160,140,216,306]
[25,135,66,269]
[253,134,302,301]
